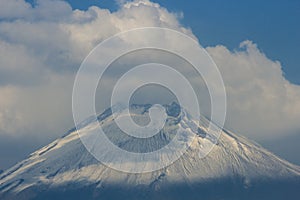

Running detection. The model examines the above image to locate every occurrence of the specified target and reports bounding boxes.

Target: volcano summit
[0,103,299,200]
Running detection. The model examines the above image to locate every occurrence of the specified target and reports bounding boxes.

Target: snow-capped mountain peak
[0,103,299,200]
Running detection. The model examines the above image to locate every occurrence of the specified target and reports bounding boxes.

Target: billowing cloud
[0,0,31,19]
[0,0,299,144]
[207,41,300,139]
[0,0,72,21]
[0,0,190,138]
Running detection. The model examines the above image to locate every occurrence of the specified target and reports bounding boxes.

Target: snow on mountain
[0,103,299,200]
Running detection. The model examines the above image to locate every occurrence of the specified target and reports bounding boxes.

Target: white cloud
[0,0,72,21]
[0,0,189,137]
[207,41,300,139]
[0,0,31,19]
[0,0,299,142]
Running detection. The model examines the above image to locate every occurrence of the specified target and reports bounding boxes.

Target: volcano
[0,103,299,200]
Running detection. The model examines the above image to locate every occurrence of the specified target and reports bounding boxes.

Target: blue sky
[49,0,300,84]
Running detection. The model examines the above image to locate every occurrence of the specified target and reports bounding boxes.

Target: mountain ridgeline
[0,103,299,200]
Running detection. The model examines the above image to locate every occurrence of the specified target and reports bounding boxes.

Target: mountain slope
[0,103,299,200]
